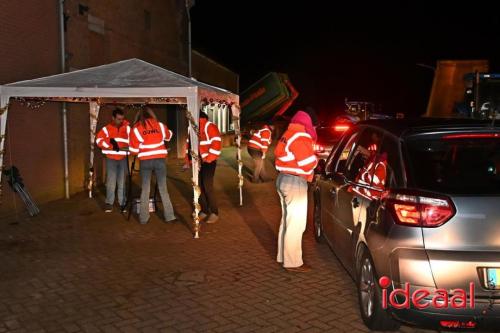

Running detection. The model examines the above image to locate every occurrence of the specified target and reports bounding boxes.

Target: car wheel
[313,191,324,243]
[357,249,400,331]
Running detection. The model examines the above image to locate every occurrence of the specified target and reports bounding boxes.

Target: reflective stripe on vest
[102,150,128,156]
[138,149,168,158]
[277,132,312,162]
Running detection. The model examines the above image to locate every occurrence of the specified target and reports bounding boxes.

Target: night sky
[191,2,500,119]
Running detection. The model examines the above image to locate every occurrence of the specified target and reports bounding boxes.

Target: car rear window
[405,134,500,195]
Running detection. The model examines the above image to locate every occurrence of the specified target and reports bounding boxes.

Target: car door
[331,128,386,270]
[362,134,405,248]
[319,130,362,256]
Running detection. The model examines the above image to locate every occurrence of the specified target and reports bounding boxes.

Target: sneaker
[104,204,113,213]
[206,213,219,224]
[120,205,127,213]
[199,212,208,220]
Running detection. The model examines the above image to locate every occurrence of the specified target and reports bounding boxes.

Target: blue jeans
[139,158,175,223]
[105,158,127,206]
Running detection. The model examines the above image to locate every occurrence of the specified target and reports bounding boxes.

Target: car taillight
[313,143,325,153]
[443,133,500,139]
[384,190,455,227]
[333,124,350,132]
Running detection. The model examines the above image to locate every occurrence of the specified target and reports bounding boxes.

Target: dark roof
[358,118,500,137]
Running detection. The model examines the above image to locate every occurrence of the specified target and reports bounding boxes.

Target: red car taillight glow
[384,190,455,227]
[313,143,325,153]
[333,124,350,132]
[443,133,500,139]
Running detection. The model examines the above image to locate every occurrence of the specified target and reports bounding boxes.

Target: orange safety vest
[129,119,172,160]
[274,123,318,182]
[248,125,272,153]
[96,120,131,160]
[199,118,222,163]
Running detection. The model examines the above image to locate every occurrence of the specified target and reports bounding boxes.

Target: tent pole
[59,0,69,199]
[62,102,69,199]
[232,104,243,206]
[0,97,9,202]
[88,102,100,198]
[186,96,200,238]
[58,0,69,199]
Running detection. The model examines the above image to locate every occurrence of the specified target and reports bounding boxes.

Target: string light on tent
[13,97,47,110]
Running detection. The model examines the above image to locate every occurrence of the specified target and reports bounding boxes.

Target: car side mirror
[315,159,327,175]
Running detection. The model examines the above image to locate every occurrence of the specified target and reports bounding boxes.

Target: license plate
[486,268,500,289]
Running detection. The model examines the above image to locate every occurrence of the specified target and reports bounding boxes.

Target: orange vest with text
[129,119,173,160]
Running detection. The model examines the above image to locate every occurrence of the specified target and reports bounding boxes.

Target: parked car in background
[314,116,353,158]
[313,118,500,331]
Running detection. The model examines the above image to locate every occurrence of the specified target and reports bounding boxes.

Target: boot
[206,213,219,224]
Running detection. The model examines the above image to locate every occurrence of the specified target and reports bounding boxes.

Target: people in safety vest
[352,152,388,200]
[274,111,317,272]
[129,107,176,224]
[349,132,386,199]
[96,108,130,213]
[198,111,222,224]
[247,123,274,183]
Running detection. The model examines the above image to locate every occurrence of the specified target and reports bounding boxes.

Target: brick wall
[64,0,188,73]
[0,0,63,216]
[192,50,239,93]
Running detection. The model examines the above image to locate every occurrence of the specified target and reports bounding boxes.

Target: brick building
[0,0,238,216]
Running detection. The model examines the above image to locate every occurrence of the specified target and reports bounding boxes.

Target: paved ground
[0,147,438,332]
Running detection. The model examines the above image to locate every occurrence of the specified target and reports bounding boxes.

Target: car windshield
[405,134,500,195]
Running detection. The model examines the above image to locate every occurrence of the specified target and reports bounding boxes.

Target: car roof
[357,118,500,138]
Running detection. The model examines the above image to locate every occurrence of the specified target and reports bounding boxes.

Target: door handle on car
[352,197,360,208]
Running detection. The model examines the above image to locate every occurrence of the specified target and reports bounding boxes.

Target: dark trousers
[248,147,267,182]
[199,161,218,215]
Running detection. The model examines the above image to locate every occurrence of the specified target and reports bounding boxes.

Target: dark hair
[137,107,155,128]
[199,111,209,119]
[112,108,124,118]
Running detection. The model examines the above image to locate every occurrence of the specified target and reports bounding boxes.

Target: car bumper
[392,300,500,330]
[382,248,500,330]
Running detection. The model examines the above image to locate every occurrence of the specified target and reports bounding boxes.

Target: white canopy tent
[0,59,242,238]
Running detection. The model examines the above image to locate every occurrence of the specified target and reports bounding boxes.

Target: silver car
[313,118,500,330]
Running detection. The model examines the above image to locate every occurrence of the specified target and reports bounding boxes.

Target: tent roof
[4,58,235,95]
